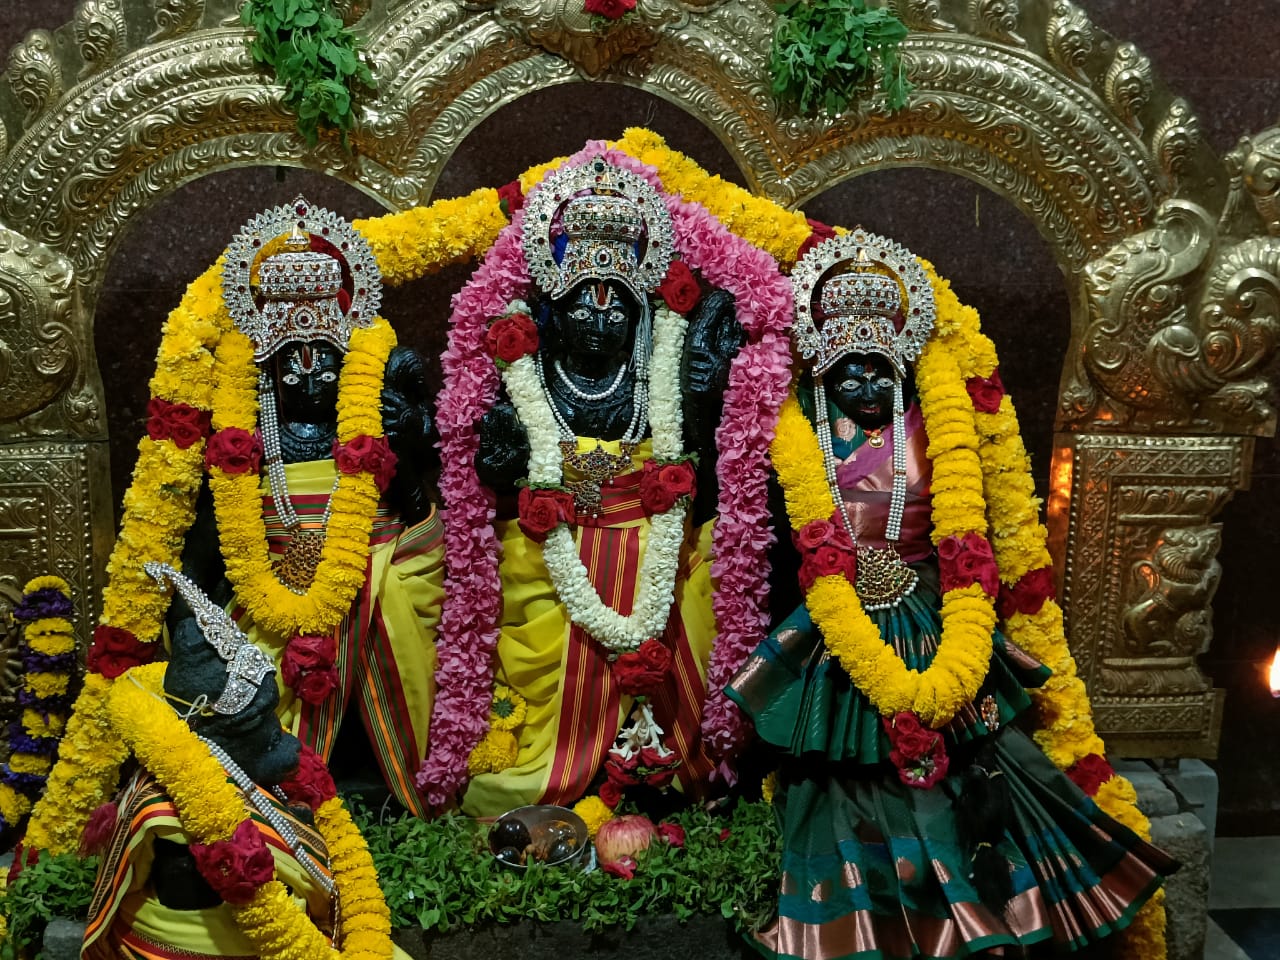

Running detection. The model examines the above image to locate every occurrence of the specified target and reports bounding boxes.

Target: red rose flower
[279,742,338,811]
[884,712,949,789]
[656,260,701,313]
[998,565,1057,619]
[80,801,119,856]
[601,855,637,879]
[795,518,835,551]
[796,218,837,262]
[656,822,685,847]
[497,179,524,217]
[145,397,211,450]
[965,368,1005,414]
[87,624,159,679]
[296,667,340,705]
[517,486,575,542]
[333,434,398,492]
[883,712,939,760]
[7,846,38,883]
[937,533,1000,597]
[605,751,641,787]
[485,312,539,365]
[643,765,679,789]
[205,427,263,475]
[189,820,276,905]
[598,778,624,808]
[799,542,855,591]
[1066,753,1115,797]
[613,639,673,696]
[639,459,696,515]
[584,0,636,19]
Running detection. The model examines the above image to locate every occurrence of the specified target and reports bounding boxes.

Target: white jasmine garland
[501,302,690,654]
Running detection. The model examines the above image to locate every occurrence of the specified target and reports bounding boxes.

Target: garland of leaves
[769,0,912,115]
[241,0,373,144]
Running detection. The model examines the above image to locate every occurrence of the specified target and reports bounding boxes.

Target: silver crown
[523,156,675,304]
[222,196,382,362]
[791,230,936,376]
[145,562,275,716]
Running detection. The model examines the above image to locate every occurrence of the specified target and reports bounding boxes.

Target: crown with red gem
[222,196,382,362]
[791,230,935,376]
[523,157,674,305]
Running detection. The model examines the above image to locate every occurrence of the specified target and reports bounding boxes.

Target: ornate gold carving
[1055,433,1242,758]
[890,0,956,32]
[0,579,24,732]
[1151,97,1201,197]
[6,30,63,130]
[149,0,207,43]
[967,0,1024,47]
[1117,524,1221,693]
[0,442,109,655]
[1240,125,1280,236]
[1103,41,1152,135]
[75,0,128,80]
[1045,0,1093,85]
[0,226,79,426]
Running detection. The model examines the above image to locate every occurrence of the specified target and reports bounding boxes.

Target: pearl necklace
[536,353,649,446]
[199,736,336,896]
[554,358,628,402]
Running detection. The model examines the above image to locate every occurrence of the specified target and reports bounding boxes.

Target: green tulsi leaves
[241,0,374,145]
[356,799,780,934]
[0,851,99,960]
[770,0,912,116]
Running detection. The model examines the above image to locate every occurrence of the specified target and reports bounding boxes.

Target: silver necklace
[199,736,336,896]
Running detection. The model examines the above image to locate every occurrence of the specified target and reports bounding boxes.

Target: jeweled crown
[223,197,382,362]
[791,230,936,377]
[523,157,675,304]
[144,562,275,716]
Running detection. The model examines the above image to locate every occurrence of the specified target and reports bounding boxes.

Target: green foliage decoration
[241,0,374,145]
[0,852,99,960]
[769,0,912,116]
[357,800,781,934]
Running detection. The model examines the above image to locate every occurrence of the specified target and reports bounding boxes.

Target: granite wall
[2,1,1276,833]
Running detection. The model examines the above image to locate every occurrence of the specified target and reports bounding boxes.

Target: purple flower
[13,589,73,622]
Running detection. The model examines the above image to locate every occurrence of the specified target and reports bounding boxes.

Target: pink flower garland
[417,143,791,805]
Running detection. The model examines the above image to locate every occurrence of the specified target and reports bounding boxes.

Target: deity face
[553,281,637,364]
[827,352,897,431]
[273,340,343,424]
[194,677,302,787]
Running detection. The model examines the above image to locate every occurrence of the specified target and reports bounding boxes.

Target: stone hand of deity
[476,399,531,491]
[380,345,436,526]
[680,289,744,523]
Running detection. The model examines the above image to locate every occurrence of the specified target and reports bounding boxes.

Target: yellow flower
[22,575,69,595]
[488,685,527,732]
[467,729,519,775]
[572,796,615,839]
[761,771,777,805]
[24,672,70,699]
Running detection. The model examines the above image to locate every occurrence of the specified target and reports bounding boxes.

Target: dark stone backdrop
[2,2,1275,833]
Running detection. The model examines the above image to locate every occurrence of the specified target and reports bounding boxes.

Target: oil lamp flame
[1270,646,1280,698]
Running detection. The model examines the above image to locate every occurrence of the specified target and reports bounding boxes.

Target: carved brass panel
[0,441,110,656]
[0,0,1273,756]
[1049,432,1246,757]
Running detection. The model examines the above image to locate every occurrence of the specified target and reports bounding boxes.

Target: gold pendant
[560,440,635,516]
[855,545,919,610]
[276,529,325,592]
[866,430,885,449]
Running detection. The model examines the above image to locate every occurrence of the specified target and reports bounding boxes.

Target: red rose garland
[997,565,1057,619]
[965,367,1005,414]
[281,634,340,706]
[883,712,949,789]
[146,398,212,450]
[637,459,697,514]
[87,625,160,679]
[332,434,397,493]
[516,487,576,543]
[189,819,277,905]
[793,517,857,591]
[278,742,339,812]
[1066,753,1117,797]
[936,532,1001,598]
[485,311,539,367]
[612,638,672,696]
[584,0,636,19]
[205,427,263,475]
[655,261,701,314]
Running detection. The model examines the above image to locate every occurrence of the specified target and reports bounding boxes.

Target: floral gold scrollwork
[0,579,23,726]
[148,0,206,43]
[1072,200,1218,426]
[1151,98,1201,199]
[6,30,63,131]
[967,0,1024,47]
[487,0,695,77]
[0,226,77,426]
[74,0,128,80]
[1044,0,1093,85]
[1240,125,1280,236]
[1103,41,1152,136]
[889,0,955,32]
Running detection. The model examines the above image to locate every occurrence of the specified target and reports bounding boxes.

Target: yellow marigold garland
[919,259,1164,958]
[208,319,393,639]
[28,188,507,856]
[108,664,393,960]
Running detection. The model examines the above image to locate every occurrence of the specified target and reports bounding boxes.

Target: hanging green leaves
[769,0,912,116]
[241,0,374,145]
